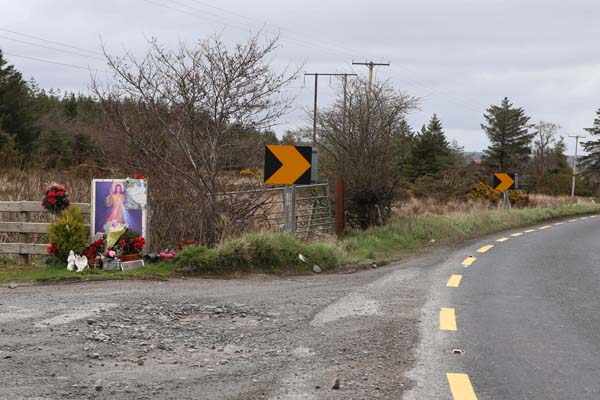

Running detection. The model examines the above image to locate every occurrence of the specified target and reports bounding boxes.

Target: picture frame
[90,179,148,244]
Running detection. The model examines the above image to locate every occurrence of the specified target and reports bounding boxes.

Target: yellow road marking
[524,229,535,233]
[496,237,509,242]
[476,245,494,253]
[510,232,523,237]
[554,222,563,226]
[447,275,463,287]
[539,225,551,230]
[569,219,577,222]
[447,373,478,400]
[440,308,457,331]
[462,257,477,267]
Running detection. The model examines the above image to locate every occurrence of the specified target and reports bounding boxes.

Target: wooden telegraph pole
[569,135,585,199]
[351,60,390,91]
[303,72,357,145]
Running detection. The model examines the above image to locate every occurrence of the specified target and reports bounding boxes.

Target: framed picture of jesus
[91,179,148,240]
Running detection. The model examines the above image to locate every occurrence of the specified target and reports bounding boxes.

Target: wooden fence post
[18,207,29,265]
[335,178,345,238]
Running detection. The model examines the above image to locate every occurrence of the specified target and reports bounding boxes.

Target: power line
[0,28,103,56]
[143,0,489,114]
[3,52,107,73]
[0,35,104,61]
[304,72,357,144]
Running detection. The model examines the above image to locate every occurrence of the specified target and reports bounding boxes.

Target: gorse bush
[467,183,501,203]
[47,207,89,261]
[176,232,340,274]
[508,190,529,207]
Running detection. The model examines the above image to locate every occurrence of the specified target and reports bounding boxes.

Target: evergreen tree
[408,114,452,178]
[581,108,600,174]
[0,49,39,155]
[392,118,415,180]
[481,97,533,172]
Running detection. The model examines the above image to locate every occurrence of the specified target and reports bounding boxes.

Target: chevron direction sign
[264,145,312,185]
[493,173,516,192]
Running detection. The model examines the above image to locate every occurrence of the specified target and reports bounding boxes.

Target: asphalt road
[405,214,600,400]
[1,214,599,399]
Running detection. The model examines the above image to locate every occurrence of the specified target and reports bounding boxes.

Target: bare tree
[531,121,561,177]
[317,79,418,228]
[92,33,298,245]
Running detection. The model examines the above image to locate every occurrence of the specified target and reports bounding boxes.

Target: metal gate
[218,182,333,239]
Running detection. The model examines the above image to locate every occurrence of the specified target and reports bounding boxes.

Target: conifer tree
[481,97,533,172]
[408,114,452,178]
[581,108,600,173]
[0,49,38,155]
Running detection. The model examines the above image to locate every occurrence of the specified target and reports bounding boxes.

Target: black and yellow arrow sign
[264,145,312,185]
[493,173,516,191]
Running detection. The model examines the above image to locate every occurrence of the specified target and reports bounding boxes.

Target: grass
[0,261,176,283]
[2,202,600,282]
[176,232,339,274]
[342,203,600,263]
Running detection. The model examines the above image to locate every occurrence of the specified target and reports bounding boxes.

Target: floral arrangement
[118,235,145,255]
[83,238,106,260]
[41,185,70,214]
[46,242,59,256]
[159,249,176,260]
[95,230,145,262]
[177,239,198,250]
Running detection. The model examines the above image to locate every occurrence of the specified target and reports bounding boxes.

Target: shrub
[47,207,89,261]
[508,190,529,207]
[176,233,340,274]
[467,183,501,203]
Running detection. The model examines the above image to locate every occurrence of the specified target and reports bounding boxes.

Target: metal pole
[312,74,318,146]
[290,184,297,236]
[342,74,347,134]
[283,186,290,234]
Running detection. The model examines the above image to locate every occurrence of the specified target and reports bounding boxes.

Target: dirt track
[0,249,449,400]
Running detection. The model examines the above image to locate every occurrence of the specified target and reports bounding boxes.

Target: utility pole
[569,134,585,199]
[352,60,390,91]
[304,72,357,145]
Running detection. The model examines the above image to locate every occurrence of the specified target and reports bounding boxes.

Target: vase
[120,253,140,262]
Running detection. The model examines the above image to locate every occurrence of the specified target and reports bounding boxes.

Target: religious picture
[91,179,147,238]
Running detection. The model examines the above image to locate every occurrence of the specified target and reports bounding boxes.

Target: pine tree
[0,49,39,155]
[481,97,533,172]
[408,114,452,179]
[581,108,600,174]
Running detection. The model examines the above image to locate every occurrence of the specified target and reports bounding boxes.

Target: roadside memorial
[91,178,148,240]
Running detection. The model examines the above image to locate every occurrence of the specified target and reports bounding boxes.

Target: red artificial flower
[48,197,56,204]
[46,242,58,255]
[119,240,126,247]
[134,173,144,179]
[41,201,47,207]
[177,242,183,250]
[48,191,56,197]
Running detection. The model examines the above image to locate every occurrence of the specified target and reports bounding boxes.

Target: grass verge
[2,202,600,282]
[0,261,176,283]
[342,203,600,263]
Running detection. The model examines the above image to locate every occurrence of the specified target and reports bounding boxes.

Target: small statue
[75,255,89,272]
[67,250,76,271]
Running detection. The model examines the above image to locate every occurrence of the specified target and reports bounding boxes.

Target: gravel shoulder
[0,245,455,400]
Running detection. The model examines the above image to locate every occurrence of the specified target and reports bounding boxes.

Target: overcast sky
[1,0,599,153]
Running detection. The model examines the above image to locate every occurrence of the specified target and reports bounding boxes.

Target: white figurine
[74,255,89,272]
[67,250,76,271]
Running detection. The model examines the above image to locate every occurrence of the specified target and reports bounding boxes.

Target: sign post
[493,173,517,210]
[264,145,314,235]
